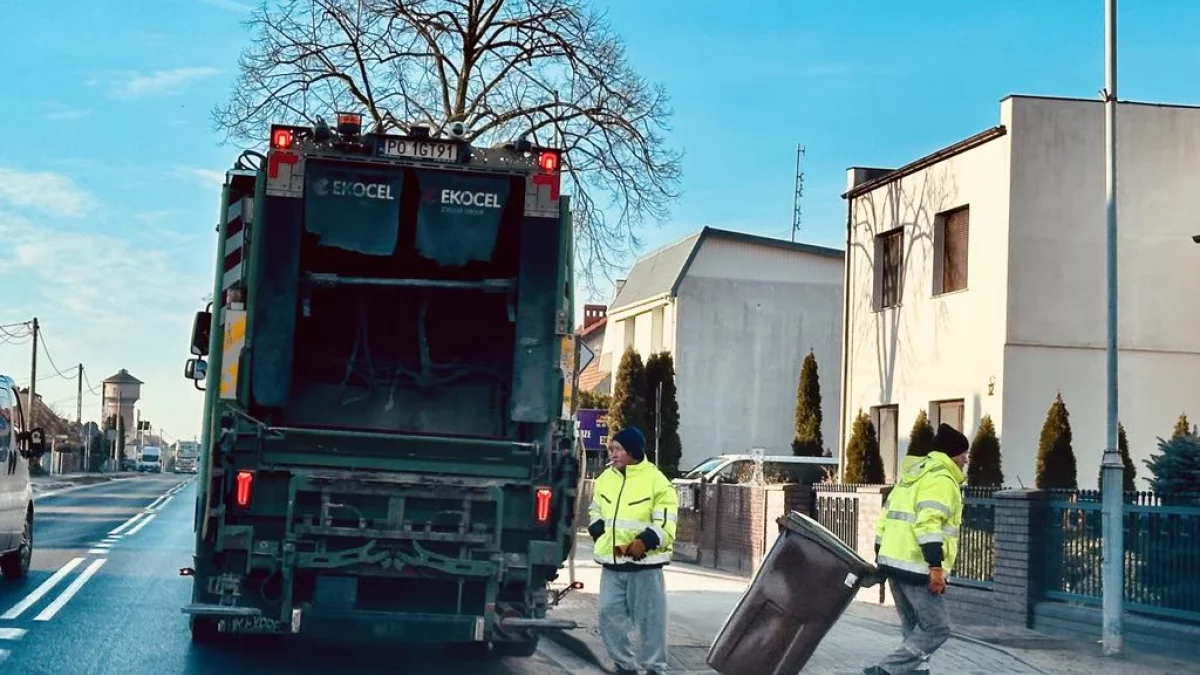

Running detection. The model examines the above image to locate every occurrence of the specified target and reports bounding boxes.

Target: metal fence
[950,486,1001,588]
[1044,489,1200,624]
[813,485,860,549]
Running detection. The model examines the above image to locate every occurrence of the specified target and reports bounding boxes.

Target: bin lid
[777,511,875,573]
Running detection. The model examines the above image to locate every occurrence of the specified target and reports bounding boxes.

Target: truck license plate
[377,138,459,162]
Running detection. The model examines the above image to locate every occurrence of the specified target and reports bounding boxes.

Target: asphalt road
[0,475,599,674]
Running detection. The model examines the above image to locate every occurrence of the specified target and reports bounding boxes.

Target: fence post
[854,486,890,605]
[991,489,1047,628]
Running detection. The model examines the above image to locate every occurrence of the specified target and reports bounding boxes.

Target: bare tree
[213,0,683,287]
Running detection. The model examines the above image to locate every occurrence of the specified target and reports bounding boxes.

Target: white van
[674,452,839,486]
[0,374,47,579]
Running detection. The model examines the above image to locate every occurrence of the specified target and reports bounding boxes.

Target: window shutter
[942,208,969,292]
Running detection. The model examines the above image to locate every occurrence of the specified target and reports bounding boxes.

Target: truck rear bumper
[296,608,485,644]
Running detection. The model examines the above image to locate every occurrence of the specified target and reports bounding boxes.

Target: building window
[934,206,969,295]
[932,399,965,433]
[871,404,899,483]
[875,229,904,309]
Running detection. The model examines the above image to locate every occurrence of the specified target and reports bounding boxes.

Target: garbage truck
[180,112,583,655]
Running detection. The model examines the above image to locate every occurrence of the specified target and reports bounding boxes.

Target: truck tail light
[234,470,254,508]
[534,487,552,525]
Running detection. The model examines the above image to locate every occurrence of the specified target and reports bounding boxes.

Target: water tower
[101,369,142,434]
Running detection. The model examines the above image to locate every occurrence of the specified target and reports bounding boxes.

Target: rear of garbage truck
[179,112,583,656]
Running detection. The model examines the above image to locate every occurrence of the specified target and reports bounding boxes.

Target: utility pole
[1099,0,1125,658]
[28,317,38,428]
[76,363,83,426]
[791,145,805,242]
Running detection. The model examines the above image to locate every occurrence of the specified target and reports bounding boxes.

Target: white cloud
[174,166,226,189]
[0,166,93,218]
[110,67,221,99]
[0,165,212,437]
[200,0,252,12]
[42,102,90,121]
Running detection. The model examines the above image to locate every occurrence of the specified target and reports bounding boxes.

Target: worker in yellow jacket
[586,426,678,675]
[863,422,969,675]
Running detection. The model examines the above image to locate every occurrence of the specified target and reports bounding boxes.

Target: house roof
[577,315,607,339]
[608,226,843,312]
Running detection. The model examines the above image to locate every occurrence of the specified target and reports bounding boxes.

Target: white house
[840,94,1200,487]
[599,227,845,472]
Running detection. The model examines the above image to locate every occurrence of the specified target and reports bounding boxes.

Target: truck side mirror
[19,427,46,459]
[190,310,212,357]
[184,358,207,391]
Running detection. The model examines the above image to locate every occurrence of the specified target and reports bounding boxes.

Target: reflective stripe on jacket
[874,451,965,576]
[587,459,678,568]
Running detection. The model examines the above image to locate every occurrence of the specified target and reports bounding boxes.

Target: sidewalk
[546,537,1195,674]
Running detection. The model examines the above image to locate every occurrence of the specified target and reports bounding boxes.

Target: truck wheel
[493,636,539,657]
[190,616,222,643]
[0,512,32,580]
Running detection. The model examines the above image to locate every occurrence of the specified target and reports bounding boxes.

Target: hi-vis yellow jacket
[587,459,678,568]
[874,451,966,576]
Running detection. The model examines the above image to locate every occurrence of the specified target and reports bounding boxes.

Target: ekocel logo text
[440,189,503,209]
[313,178,396,200]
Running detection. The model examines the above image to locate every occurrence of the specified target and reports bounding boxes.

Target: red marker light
[271,128,293,150]
[534,487,553,524]
[234,470,254,508]
[538,151,559,172]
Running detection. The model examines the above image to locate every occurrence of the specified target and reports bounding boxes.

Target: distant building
[840,95,1200,487]
[576,304,609,394]
[598,227,844,471]
[101,369,142,434]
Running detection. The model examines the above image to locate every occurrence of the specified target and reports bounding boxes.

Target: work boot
[862,667,890,675]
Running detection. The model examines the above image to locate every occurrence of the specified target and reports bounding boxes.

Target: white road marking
[108,512,146,536]
[34,558,107,622]
[152,496,174,510]
[87,548,110,554]
[0,628,27,641]
[0,648,9,664]
[125,514,156,536]
[1,557,85,620]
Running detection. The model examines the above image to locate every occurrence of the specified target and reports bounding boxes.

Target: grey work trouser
[598,566,668,672]
[876,578,951,673]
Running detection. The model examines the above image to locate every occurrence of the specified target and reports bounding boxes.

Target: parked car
[675,452,838,486]
[0,374,47,579]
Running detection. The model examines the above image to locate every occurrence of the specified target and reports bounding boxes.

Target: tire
[0,512,32,580]
[190,616,222,643]
[493,635,539,657]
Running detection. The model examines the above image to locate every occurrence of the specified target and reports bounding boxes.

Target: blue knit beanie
[611,426,646,461]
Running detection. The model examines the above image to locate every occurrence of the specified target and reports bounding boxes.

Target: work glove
[587,520,605,542]
[928,567,947,595]
[624,538,648,561]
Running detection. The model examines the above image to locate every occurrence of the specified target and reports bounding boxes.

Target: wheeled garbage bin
[706,510,877,675]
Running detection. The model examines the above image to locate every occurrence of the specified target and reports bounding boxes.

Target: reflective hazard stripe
[916,532,943,544]
[916,500,951,517]
[651,509,677,523]
[877,555,929,575]
[887,511,916,523]
[593,551,672,566]
[222,197,250,294]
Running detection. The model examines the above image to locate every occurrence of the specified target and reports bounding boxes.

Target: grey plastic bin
[706,510,877,675]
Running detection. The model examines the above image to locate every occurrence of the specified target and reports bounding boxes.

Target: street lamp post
[1099,0,1125,658]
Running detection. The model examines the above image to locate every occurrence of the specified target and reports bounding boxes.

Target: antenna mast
[791,144,805,242]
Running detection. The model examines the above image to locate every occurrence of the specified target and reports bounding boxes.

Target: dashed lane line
[108,512,147,536]
[0,628,27,641]
[1,558,85,620]
[124,514,156,537]
[34,558,107,622]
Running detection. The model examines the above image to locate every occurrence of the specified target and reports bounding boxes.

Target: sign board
[577,340,595,374]
[575,409,610,451]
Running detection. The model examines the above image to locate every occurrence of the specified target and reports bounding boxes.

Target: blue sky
[1,0,1197,439]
